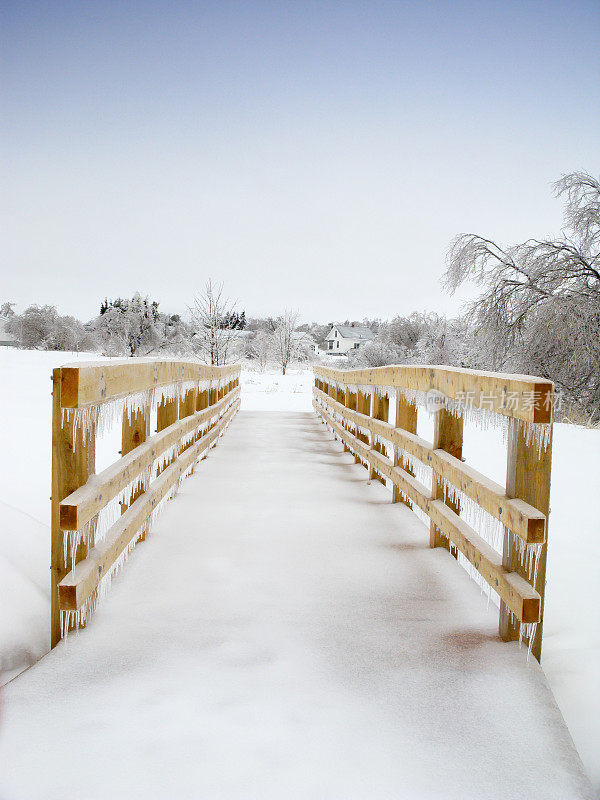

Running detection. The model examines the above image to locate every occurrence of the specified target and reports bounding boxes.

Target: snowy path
[0,411,593,800]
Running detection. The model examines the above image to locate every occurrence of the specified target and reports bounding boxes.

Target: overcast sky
[2,0,598,323]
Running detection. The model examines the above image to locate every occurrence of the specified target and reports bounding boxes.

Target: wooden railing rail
[313,364,553,661]
[51,359,241,647]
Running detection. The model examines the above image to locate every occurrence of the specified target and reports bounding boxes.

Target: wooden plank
[314,365,553,424]
[59,360,241,409]
[314,399,540,624]
[499,420,553,661]
[313,388,545,543]
[51,369,95,648]
[58,400,240,611]
[60,388,240,531]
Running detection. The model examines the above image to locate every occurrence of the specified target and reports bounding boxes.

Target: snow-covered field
[0,349,598,790]
[241,368,314,412]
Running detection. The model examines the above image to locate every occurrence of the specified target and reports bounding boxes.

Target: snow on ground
[240,367,314,411]
[0,351,598,791]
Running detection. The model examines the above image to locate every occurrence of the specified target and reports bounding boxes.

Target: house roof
[328,325,375,341]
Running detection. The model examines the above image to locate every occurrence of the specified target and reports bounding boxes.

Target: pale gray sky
[2,1,598,323]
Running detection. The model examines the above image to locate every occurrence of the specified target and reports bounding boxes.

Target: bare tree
[190,280,237,365]
[272,310,299,375]
[443,171,600,416]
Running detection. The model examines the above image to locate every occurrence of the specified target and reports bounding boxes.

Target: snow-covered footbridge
[0,360,593,798]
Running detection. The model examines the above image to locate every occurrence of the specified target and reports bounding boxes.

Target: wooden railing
[313,364,553,662]
[51,359,241,647]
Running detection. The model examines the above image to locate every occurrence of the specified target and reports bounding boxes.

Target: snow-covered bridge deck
[1,411,592,799]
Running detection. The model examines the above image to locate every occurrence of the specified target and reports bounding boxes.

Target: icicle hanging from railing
[179,380,198,399]
[60,522,147,639]
[64,387,159,447]
[455,551,501,610]
[154,383,180,409]
[396,448,432,490]
[438,478,505,554]
[152,443,179,478]
[509,533,544,585]
[392,386,552,454]
[519,621,538,661]
[62,465,154,567]
[372,433,393,460]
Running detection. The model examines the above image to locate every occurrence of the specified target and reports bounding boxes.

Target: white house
[324,324,375,355]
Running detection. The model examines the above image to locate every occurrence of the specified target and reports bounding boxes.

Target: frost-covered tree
[348,313,472,369]
[157,313,193,356]
[444,171,600,417]
[308,322,331,350]
[271,310,299,375]
[249,329,272,371]
[190,280,238,365]
[220,310,246,330]
[385,313,431,355]
[0,302,15,318]
[346,339,399,368]
[410,315,473,367]
[6,305,96,351]
[93,293,162,356]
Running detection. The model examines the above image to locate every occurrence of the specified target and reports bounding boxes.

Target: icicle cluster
[396,448,432,491]
[455,551,501,610]
[518,621,538,661]
[439,479,505,554]
[62,374,232,448]
[509,534,544,585]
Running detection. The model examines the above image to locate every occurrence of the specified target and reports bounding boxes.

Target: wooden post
[157,394,178,431]
[179,386,198,460]
[369,390,388,486]
[392,393,417,505]
[157,391,178,469]
[499,421,552,662]
[121,405,150,536]
[122,408,150,457]
[180,387,197,420]
[343,386,351,452]
[346,386,360,462]
[367,389,375,482]
[209,382,218,410]
[430,409,463,551]
[197,386,208,412]
[51,369,95,648]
